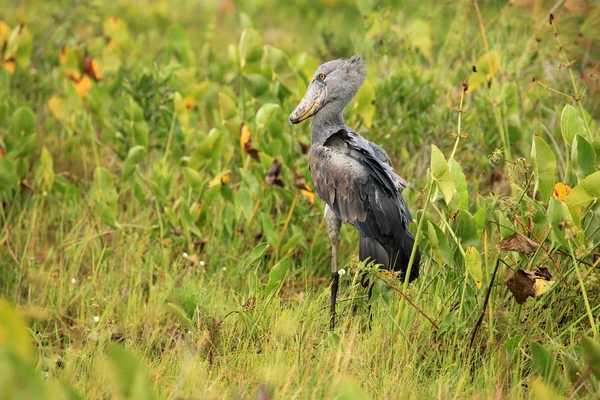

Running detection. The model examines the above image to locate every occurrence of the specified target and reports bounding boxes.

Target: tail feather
[359,233,420,283]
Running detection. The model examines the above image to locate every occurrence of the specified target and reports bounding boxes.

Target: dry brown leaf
[294,168,314,204]
[265,159,284,187]
[506,267,553,304]
[499,232,540,254]
[83,54,103,81]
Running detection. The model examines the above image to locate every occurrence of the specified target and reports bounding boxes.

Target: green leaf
[531,136,556,203]
[38,146,55,190]
[265,257,289,296]
[0,157,19,193]
[244,74,270,98]
[122,145,146,181]
[183,167,206,194]
[256,103,281,132]
[581,336,600,380]
[405,19,433,61]
[464,245,483,288]
[234,188,254,221]
[166,303,194,330]
[7,107,37,158]
[449,159,468,210]
[531,343,560,389]
[430,144,454,204]
[243,242,270,270]
[239,27,264,69]
[0,298,34,363]
[560,104,586,146]
[565,171,600,208]
[571,135,596,181]
[437,310,456,335]
[0,68,9,98]
[218,92,238,122]
[107,344,158,400]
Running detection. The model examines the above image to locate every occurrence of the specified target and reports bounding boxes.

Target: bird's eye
[318,73,326,81]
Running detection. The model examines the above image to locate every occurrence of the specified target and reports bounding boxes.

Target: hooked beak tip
[289,115,300,125]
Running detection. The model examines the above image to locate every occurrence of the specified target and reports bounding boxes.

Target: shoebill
[289,55,421,330]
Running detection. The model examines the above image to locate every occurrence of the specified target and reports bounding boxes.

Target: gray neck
[310,100,347,146]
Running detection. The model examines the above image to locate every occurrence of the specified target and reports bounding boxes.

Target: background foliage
[1,0,600,398]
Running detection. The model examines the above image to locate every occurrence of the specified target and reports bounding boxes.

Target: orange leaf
[5,60,15,75]
[552,182,571,201]
[59,46,68,64]
[73,75,91,98]
[184,96,198,109]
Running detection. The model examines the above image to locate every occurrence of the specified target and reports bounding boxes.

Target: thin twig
[469,257,500,348]
[381,276,439,331]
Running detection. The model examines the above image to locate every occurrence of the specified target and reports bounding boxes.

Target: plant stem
[567,240,598,340]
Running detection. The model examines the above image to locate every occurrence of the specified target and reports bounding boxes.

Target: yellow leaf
[552,182,571,201]
[534,279,554,297]
[47,96,67,121]
[300,189,314,204]
[73,75,91,98]
[208,170,231,188]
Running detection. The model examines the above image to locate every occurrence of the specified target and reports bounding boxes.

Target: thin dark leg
[330,271,339,330]
[325,206,342,331]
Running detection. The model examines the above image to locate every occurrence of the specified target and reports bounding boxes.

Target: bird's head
[289,55,366,124]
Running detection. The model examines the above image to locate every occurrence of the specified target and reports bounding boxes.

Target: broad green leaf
[560,104,586,146]
[166,24,193,65]
[430,144,454,204]
[581,337,600,380]
[14,26,32,67]
[334,376,368,400]
[565,171,600,208]
[244,74,270,98]
[234,188,254,221]
[7,107,37,157]
[437,310,456,335]
[455,210,478,247]
[0,158,19,192]
[531,343,561,390]
[469,51,500,90]
[107,344,158,400]
[239,27,264,69]
[266,257,289,295]
[166,303,194,330]
[218,92,238,122]
[256,103,281,131]
[530,378,565,400]
[0,298,34,363]
[531,136,556,203]
[243,242,270,270]
[571,135,596,181]
[122,145,146,180]
[449,159,468,210]
[465,245,483,288]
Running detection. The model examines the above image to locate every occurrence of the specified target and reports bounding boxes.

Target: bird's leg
[325,206,342,331]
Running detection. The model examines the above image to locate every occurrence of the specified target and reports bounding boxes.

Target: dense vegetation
[1,0,600,398]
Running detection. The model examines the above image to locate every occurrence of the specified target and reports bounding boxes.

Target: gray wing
[308,129,412,241]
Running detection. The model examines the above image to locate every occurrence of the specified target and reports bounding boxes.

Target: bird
[289,55,420,330]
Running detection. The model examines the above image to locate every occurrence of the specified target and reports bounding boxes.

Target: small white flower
[222,267,226,271]
[200,261,205,267]
[71,278,76,284]
[93,316,99,323]
[183,252,188,258]
[43,191,48,197]
[338,269,346,276]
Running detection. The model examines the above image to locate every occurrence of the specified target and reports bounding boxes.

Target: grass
[1,0,600,398]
